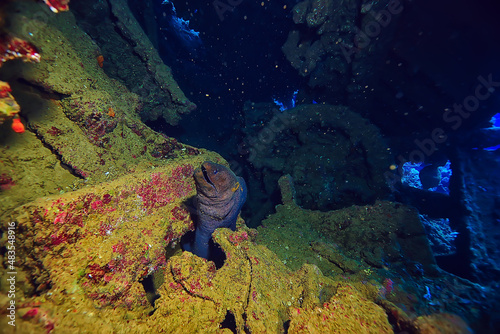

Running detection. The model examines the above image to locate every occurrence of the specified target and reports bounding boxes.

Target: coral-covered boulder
[288,284,393,333]
[4,154,222,310]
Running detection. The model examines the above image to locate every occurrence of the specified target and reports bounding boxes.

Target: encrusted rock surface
[246,104,392,211]
[0,0,200,222]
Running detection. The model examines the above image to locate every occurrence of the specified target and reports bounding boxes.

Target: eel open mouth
[202,165,216,188]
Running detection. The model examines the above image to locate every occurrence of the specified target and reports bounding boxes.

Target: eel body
[192,161,247,259]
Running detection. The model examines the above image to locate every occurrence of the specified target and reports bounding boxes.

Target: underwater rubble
[256,175,493,333]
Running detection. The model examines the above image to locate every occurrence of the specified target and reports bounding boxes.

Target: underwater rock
[245,104,391,211]
[1,174,406,333]
[413,313,473,334]
[70,0,196,126]
[278,173,296,206]
[152,228,396,333]
[108,0,197,122]
[259,178,438,276]
[153,228,303,333]
[255,176,497,331]
[287,284,393,333]
[310,241,363,274]
[0,1,203,221]
[3,156,222,309]
[282,0,357,89]
[0,152,484,333]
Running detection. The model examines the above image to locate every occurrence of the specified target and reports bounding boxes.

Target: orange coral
[97,55,104,68]
[107,107,115,117]
[11,116,24,133]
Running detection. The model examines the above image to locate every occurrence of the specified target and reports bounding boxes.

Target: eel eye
[213,169,218,175]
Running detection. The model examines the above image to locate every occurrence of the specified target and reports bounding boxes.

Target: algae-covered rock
[2,153,221,307]
[151,228,304,333]
[288,284,393,333]
[257,196,437,277]
[107,0,196,125]
[150,228,398,334]
[0,0,202,222]
[413,313,473,334]
[1,182,404,333]
[1,164,478,333]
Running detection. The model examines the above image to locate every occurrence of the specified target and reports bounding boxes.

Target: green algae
[0,0,201,224]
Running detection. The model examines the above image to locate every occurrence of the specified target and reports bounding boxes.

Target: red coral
[21,308,39,319]
[86,263,109,284]
[112,241,126,255]
[107,258,127,273]
[53,211,83,227]
[102,194,113,204]
[151,138,184,159]
[0,173,15,190]
[171,206,189,221]
[228,231,249,245]
[135,173,172,209]
[134,166,194,211]
[0,36,40,65]
[47,126,63,136]
[164,229,175,244]
[99,222,115,236]
[91,200,104,211]
[83,112,117,147]
[172,164,194,179]
[43,0,70,13]
[49,229,80,247]
[42,195,112,248]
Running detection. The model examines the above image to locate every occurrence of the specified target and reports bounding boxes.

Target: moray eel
[191,161,247,260]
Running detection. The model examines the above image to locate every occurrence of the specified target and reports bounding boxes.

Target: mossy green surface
[0,0,200,223]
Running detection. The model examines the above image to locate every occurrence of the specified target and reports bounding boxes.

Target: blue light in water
[401,161,451,194]
[161,0,201,46]
[484,144,500,151]
[273,90,299,111]
[490,112,500,128]
[291,90,298,108]
[272,99,287,112]
[483,113,500,151]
